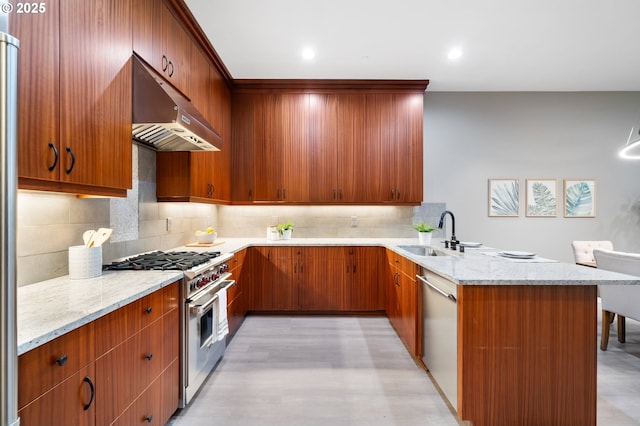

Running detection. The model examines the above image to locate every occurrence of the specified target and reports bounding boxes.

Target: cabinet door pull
[145,415,153,423]
[332,189,336,199]
[391,189,395,199]
[145,353,153,361]
[48,142,58,171]
[145,306,153,314]
[65,147,75,174]
[248,189,253,200]
[353,263,357,273]
[338,189,343,200]
[396,189,400,200]
[55,354,67,366]
[83,376,95,411]
[161,55,168,72]
[211,184,215,196]
[168,61,174,77]
[276,188,281,199]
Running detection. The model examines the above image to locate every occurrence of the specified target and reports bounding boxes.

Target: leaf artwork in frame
[564,179,596,217]
[526,179,557,217]
[489,179,519,217]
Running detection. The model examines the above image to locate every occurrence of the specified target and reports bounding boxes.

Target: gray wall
[424,92,640,262]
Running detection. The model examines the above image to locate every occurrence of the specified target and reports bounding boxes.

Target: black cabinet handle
[145,415,153,423]
[168,61,174,77]
[353,263,357,273]
[161,55,168,72]
[56,354,67,366]
[145,353,153,361]
[48,142,58,171]
[83,376,95,411]
[248,189,253,200]
[145,307,152,314]
[396,189,400,200]
[332,189,337,199]
[276,188,281,199]
[65,147,75,174]
[211,184,215,196]
[338,189,343,200]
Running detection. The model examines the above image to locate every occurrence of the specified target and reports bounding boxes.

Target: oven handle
[189,293,219,317]
[222,280,236,291]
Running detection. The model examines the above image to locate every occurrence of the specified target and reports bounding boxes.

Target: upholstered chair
[593,248,640,350]
[571,240,614,267]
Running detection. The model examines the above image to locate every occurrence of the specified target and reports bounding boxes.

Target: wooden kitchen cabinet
[231,93,256,202]
[227,249,249,338]
[12,0,132,196]
[151,1,191,96]
[248,246,299,311]
[156,151,229,203]
[18,363,96,426]
[17,282,179,426]
[386,250,421,357]
[230,87,424,205]
[346,247,384,311]
[300,247,346,311]
[18,322,96,426]
[253,94,284,201]
[96,282,179,426]
[246,246,383,313]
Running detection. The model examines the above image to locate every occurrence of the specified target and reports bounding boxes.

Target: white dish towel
[216,286,229,341]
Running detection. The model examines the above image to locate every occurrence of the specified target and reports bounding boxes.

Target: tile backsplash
[16,144,444,286]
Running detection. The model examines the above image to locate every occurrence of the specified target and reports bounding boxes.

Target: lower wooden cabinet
[18,282,180,426]
[18,363,96,426]
[386,249,421,357]
[247,246,384,313]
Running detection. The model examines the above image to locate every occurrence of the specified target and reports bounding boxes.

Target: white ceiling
[185,0,640,92]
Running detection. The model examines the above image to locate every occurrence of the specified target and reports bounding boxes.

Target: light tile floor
[169,307,640,426]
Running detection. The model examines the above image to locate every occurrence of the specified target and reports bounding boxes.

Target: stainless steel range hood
[132,55,222,151]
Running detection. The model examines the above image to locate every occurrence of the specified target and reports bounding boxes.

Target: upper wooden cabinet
[12,0,133,196]
[231,86,425,205]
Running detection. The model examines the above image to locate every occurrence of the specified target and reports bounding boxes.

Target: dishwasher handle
[416,275,457,303]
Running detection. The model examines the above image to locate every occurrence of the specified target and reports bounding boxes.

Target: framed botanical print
[488,179,519,217]
[526,179,557,217]
[564,179,596,218]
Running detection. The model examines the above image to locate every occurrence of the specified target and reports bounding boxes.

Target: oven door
[184,283,227,405]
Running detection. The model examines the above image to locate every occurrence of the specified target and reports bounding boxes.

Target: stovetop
[103,251,222,271]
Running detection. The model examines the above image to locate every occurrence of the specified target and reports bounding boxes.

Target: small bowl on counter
[195,232,217,244]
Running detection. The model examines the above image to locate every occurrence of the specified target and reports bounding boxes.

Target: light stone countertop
[17,270,182,355]
[19,237,639,355]
[190,237,640,286]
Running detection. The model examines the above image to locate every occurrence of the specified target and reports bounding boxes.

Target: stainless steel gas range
[104,250,235,407]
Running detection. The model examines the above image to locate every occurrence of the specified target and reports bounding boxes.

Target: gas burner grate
[103,251,222,271]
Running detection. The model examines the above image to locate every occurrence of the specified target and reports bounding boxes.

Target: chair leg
[618,315,626,343]
[601,309,611,351]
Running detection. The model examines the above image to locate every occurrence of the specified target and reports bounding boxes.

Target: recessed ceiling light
[447,48,463,60]
[302,47,315,60]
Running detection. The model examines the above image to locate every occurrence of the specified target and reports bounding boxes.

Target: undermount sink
[397,245,450,257]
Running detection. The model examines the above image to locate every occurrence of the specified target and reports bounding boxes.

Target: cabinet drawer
[18,363,96,426]
[230,250,246,270]
[95,286,170,356]
[96,319,165,425]
[111,374,162,426]
[18,322,95,409]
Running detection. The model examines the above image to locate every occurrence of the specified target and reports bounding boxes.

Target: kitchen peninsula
[17,238,639,426]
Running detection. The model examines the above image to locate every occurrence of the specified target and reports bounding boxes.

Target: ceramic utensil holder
[69,245,102,279]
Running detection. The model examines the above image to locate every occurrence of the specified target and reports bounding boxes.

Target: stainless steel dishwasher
[417,270,458,410]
